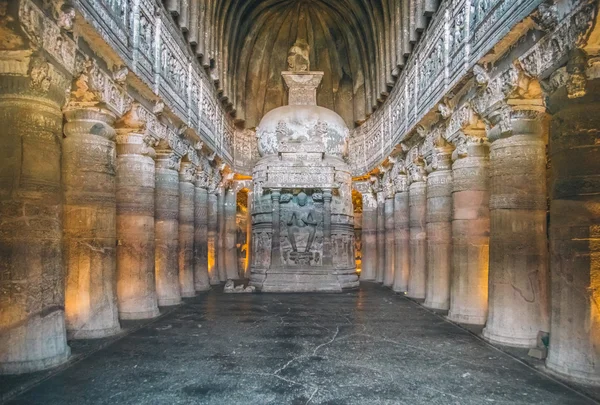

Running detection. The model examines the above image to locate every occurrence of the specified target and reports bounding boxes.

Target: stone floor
[1,283,598,405]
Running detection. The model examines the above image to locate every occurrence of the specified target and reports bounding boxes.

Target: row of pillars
[0,93,241,374]
[358,82,600,385]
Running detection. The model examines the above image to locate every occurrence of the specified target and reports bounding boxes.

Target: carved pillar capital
[179,161,196,183]
[66,62,131,117]
[155,141,182,171]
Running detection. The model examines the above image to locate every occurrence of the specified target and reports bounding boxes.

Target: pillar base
[423,301,449,311]
[545,361,600,387]
[406,293,425,300]
[158,298,182,307]
[481,328,536,348]
[119,308,160,320]
[195,284,211,292]
[68,325,121,340]
[446,312,486,326]
[0,347,71,375]
[181,291,197,298]
[393,288,407,294]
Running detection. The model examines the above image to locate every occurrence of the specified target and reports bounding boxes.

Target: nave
[1,284,596,405]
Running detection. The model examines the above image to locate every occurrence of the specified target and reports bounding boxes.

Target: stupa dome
[256,104,349,158]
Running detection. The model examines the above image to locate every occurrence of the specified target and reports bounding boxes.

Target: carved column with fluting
[447,134,490,325]
[407,156,427,299]
[63,77,121,339]
[0,53,71,373]
[207,176,220,285]
[383,173,395,287]
[473,69,549,348]
[224,186,239,279]
[392,163,410,293]
[217,185,227,281]
[545,55,600,384]
[424,145,453,311]
[154,143,182,306]
[376,183,386,284]
[193,166,211,291]
[178,160,196,297]
[356,181,377,281]
[114,105,160,320]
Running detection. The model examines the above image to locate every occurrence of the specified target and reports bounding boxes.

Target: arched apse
[180,0,441,128]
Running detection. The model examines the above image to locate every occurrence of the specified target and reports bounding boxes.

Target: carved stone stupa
[250,41,359,292]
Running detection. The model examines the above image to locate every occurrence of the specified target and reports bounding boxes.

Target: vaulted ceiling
[172,0,441,128]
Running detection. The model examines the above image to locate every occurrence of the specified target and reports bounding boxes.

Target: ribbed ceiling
[170,0,441,128]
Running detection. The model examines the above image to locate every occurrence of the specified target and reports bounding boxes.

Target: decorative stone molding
[346,0,597,177]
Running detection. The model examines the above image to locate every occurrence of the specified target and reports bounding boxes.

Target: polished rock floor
[2,283,597,405]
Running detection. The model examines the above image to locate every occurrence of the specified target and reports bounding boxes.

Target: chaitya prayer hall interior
[2,0,600,403]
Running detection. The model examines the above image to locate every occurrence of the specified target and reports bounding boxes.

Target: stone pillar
[245,190,254,278]
[217,187,227,281]
[483,104,549,348]
[359,184,377,281]
[270,190,282,267]
[0,57,70,373]
[383,196,395,287]
[178,161,196,297]
[447,137,490,325]
[114,107,160,320]
[393,173,410,293]
[193,170,210,291]
[545,64,600,385]
[376,189,386,283]
[224,187,239,279]
[424,146,453,311]
[63,106,121,339]
[154,146,182,306]
[207,190,220,285]
[407,165,427,299]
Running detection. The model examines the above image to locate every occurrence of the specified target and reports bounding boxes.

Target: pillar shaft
[115,130,159,320]
[447,142,490,325]
[155,152,182,306]
[424,150,453,311]
[393,181,410,293]
[360,192,378,281]
[408,181,427,299]
[63,107,120,339]
[224,188,239,279]
[245,191,254,278]
[376,191,386,283]
[545,81,600,385]
[193,183,210,291]
[383,197,395,287]
[0,94,70,373]
[178,162,196,297]
[483,111,549,348]
[217,189,227,281]
[207,192,220,285]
